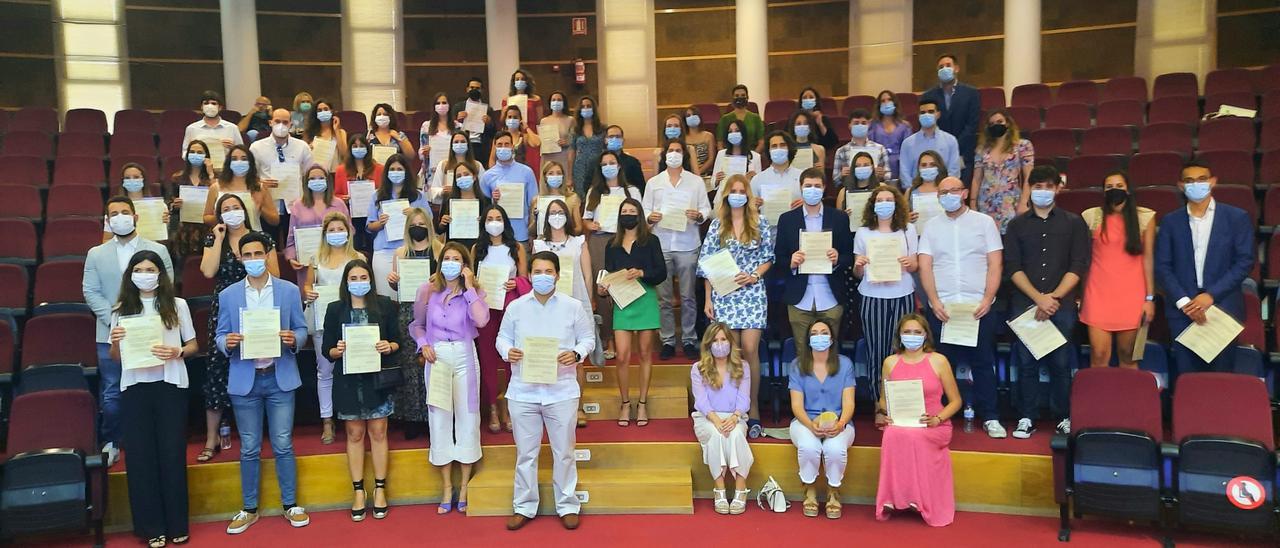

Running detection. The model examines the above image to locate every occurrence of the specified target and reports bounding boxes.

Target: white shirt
[115,235,140,272]
[1176,199,1216,309]
[854,225,919,298]
[113,297,196,390]
[181,118,243,156]
[742,164,802,207]
[496,293,596,405]
[918,208,1003,304]
[427,159,486,205]
[249,136,313,187]
[244,276,275,368]
[583,185,642,227]
[642,169,713,253]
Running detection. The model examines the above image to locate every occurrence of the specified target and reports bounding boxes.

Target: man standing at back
[182,90,243,156]
[921,54,981,183]
[897,99,962,185]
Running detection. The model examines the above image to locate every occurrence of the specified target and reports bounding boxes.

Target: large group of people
[80,58,1255,545]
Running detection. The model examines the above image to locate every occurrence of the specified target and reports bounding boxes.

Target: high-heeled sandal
[712,488,729,514]
[351,480,367,522]
[636,400,649,427]
[730,489,750,515]
[373,478,389,519]
[321,418,335,445]
[488,406,502,434]
[457,485,469,514]
[195,443,219,463]
[617,400,631,427]
[147,535,166,548]
[825,490,842,519]
[438,488,453,515]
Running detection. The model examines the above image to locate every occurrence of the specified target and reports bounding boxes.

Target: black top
[604,235,667,287]
[321,295,401,416]
[619,152,647,195]
[1004,206,1091,310]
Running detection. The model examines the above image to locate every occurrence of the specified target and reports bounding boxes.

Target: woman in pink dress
[875,312,961,527]
[1079,171,1156,369]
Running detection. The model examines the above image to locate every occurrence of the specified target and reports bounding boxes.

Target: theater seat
[1096,99,1146,128]
[0,219,37,266]
[1055,80,1100,106]
[1138,123,1193,158]
[0,263,29,318]
[41,218,102,260]
[51,156,107,187]
[45,184,103,219]
[108,131,157,157]
[979,87,1006,110]
[840,95,875,117]
[1007,105,1041,131]
[763,100,796,125]
[1012,83,1052,109]
[1054,188,1100,215]
[1103,76,1148,103]
[1066,154,1124,188]
[2,131,54,159]
[63,109,106,134]
[1147,96,1200,126]
[32,259,89,316]
[1030,128,1076,160]
[0,155,50,188]
[1129,152,1183,187]
[1153,72,1198,99]
[19,313,97,369]
[1043,103,1091,130]
[112,109,156,134]
[1264,187,1280,228]
[1080,126,1133,156]
[55,132,106,159]
[1203,92,1258,115]
[1204,68,1254,96]
[1194,150,1254,187]
[1212,184,1258,226]
[1196,117,1255,153]
[0,184,43,222]
[336,111,367,136]
[8,107,58,134]
[1134,186,1182,222]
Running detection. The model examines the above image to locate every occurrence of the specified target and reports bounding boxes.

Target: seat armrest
[84,452,106,469]
[1160,442,1179,459]
[1050,433,1070,452]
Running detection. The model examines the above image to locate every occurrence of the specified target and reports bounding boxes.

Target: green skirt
[613,283,660,331]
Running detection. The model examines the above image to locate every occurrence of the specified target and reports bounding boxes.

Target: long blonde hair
[400,207,437,257]
[317,211,360,264]
[696,322,745,390]
[539,160,574,200]
[716,174,761,247]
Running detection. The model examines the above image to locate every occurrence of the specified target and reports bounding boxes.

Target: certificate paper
[798,231,833,274]
[940,302,980,347]
[312,285,339,332]
[381,199,410,241]
[597,194,624,233]
[699,249,742,296]
[200,138,226,171]
[428,133,450,171]
[885,379,926,428]
[342,324,383,374]
[118,314,164,370]
[348,181,375,218]
[477,263,508,310]
[240,307,282,360]
[534,195,558,238]
[426,354,454,411]
[1007,306,1068,360]
[293,226,322,265]
[135,197,169,241]
[865,236,903,283]
[179,185,209,224]
[397,258,432,303]
[791,149,814,171]
[725,155,748,176]
[912,193,944,234]
[1131,321,1150,361]
[311,137,337,171]
[372,144,397,165]
[449,198,480,240]
[556,255,576,297]
[538,122,561,154]
[271,164,302,205]
[602,270,644,308]
[846,191,872,230]
[658,190,691,232]
[507,95,528,121]
[497,182,526,219]
[761,184,792,224]
[1174,306,1244,363]
[520,335,560,384]
[463,101,489,135]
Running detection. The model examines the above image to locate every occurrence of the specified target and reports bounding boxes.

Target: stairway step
[466,466,693,516]
[583,362,692,388]
[579,384,689,421]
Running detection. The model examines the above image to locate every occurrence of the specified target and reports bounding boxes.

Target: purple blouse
[690,362,752,416]
[284,199,351,260]
[868,119,914,175]
[408,284,490,349]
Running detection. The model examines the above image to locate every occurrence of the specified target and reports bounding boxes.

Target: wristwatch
[1144,295,1155,302]
[573,351,582,362]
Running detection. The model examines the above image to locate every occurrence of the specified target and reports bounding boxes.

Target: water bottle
[962,405,975,433]
[219,419,232,450]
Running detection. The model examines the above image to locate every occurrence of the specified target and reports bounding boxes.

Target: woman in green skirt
[598,198,666,427]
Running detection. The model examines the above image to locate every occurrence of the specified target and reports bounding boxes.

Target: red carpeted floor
[38,500,1258,547]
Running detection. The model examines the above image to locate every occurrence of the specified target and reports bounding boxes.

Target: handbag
[375,365,405,390]
[756,476,790,513]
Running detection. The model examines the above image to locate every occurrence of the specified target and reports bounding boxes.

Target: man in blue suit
[1154,160,1255,373]
[214,231,311,534]
[921,53,981,183]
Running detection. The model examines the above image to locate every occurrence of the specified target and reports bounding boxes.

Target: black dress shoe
[658,344,675,360]
[683,343,699,360]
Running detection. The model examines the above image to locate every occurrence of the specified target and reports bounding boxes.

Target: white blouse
[112,297,196,390]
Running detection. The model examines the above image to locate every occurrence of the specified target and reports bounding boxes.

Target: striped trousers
[860,293,916,400]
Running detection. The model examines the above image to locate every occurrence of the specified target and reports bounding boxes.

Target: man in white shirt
[643,150,712,360]
[737,130,803,212]
[249,108,312,222]
[832,109,891,182]
[497,251,596,531]
[918,176,1005,438]
[181,90,243,157]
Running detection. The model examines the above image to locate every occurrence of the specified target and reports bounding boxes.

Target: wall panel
[0,0,55,108]
[257,11,341,108]
[1042,28,1136,83]
[130,62,224,111]
[913,40,1004,91]
[656,57,734,107]
[1217,10,1280,69]
[912,0,1003,91]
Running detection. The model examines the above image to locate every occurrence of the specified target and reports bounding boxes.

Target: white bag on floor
[757,476,790,513]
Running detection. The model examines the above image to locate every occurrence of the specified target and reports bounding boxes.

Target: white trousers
[789,419,856,487]
[509,397,580,518]
[691,412,754,480]
[372,248,397,298]
[311,333,333,419]
[427,341,482,466]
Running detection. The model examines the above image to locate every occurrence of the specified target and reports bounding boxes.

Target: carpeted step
[465,465,694,516]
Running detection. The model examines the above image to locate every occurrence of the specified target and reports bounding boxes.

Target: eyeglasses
[1179,176,1211,184]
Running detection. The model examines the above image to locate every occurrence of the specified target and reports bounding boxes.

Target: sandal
[825,490,842,519]
[730,489,749,515]
[321,418,335,445]
[488,406,502,434]
[713,488,729,514]
[351,480,367,522]
[170,535,189,545]
[617,400,631,427]
[195,445,218,463]
[636,400,649,427]
[457,484,469,514]
[372,478,389,519]
[802,497,819,518]
[148,536,166,548]
[603,350,616,361]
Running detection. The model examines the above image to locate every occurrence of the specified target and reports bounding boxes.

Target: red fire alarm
[572,17,587,36]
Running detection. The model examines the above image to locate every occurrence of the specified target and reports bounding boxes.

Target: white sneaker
[1012,418,1036,439]
[983,420,1007,439]
[102,442,120,467]
[1056,418,1071,435]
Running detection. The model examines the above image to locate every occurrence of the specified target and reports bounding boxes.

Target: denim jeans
[1015,303,1077,422]
[96,342,122,444]
[230,371,297,510]
[928,311,1001,422]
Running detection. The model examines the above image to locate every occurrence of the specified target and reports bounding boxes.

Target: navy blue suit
[921,83,981,181]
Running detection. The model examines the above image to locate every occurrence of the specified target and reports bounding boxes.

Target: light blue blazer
[214,277,308,397]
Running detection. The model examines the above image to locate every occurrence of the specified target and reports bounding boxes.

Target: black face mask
[986,124,1008,139]
[618,214,640,230]
[408,225,430,242]
[467,89,483,101]
[1104,188,1128,207]
[733,97,748,107]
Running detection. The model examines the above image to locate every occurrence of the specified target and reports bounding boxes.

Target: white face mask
[201,104,220,118]
[485,220,505,237]
[131,272,160,291]
[665,151,683,168]
[547,213,567,230]
[272,122,289,138]
[375,114,391,128]
[108,214,135,236]
[221,208,246,228]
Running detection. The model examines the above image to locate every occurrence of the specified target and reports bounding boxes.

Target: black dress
[322,295,401,420]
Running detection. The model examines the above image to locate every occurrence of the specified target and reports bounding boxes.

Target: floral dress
[570,130,605,196]
[975,138,1035,233]
[697,216,775,330]
[202,231,275,410]
[391,248,432,423]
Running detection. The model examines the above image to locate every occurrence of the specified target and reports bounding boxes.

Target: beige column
[596,0,658,147]
[53,0,130,127]
[485,0,520,95]
[341,0,405,111]
[735,0,770,101]
[848,0,912,96]
[1135,0,1216,93]
[220,0,261,113]
[1003,0,1040,90]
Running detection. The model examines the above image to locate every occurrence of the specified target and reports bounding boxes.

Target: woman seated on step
[689,322,754,515]
[788,319,856,519]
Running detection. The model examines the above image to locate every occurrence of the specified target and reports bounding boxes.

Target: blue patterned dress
[698,215,775,329]
[570,131,605,196]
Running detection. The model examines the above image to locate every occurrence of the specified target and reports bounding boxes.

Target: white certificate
[865,236,903,283]
[1132,321,1150,361]
[463,101,489,135]
[240,307,281,360]
[271,163,301,205]
[477,263,508,310]
[940,302,980,348]
[311,285,339,332]
[427,133,450,172]
[699,249,742,296]
[134,197,168,241]
[200,137,226,172]
[791,149,814,171]
[227,191,260,231]
[658,190,691,232]
[725,155,748,176]
[761,184,792,224]
[912,193,944,234]
[497,182,526,219]
[449,198,480,240]
[884,379,926,428]
[311,137,337,171]
[118,314,164,371]
[348,181,375,218]
[372,144,397,166]
[293,226,322,265]
[342,324,383,374]
[602,270,645,309]
[534,195,558,238]
[1006,306,1068,360]
[381,199,410,241]
[1174,305,1244,363]
[398,258,432,303]
[597,194,624,233]
[538,122,562,154]
[846,191,872,230]
[520,335,560,385]
[179,185,209,224]
[427,355,454,411]
[507,94,528,121]
[556,255,576,297]
[798,231,833,274]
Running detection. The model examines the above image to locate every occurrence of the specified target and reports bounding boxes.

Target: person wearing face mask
[203,145,280,232]
[869,90,913,178]
[386,207,439,439]
[488,105,543,173]
[285,165,350,275]
[366,154,428,298]
[970,108,1034,234]
[787,111,827,171]
[908,150,949,231]
[917,176,1005,439]
[437,163,491,251]
[603,125,650,195]
[367,103,416,161]
[498,252,596,531]
[214,231,311,534]
[787,319,856,519]
[1079,172,1157,370]
[874,313,961,527]
[302,212,366,445]
[689,323,754,515]
[538,91,574,176]
[182,90,242,157]
[920,54,981,183]
[84,196,177,468]
[644,139,714,361]
[427,129,486,206]
[249,108,313,233]
[418,92,455,189]
[199,193,281,462]
[835,152,881,215]
[334,134,383,252]
[408,242,490,513]
[898,99,961,187]
[303,98,348,172]
[710,119,762,193]
[530,161,581,239]
[660,113,699,174]
[796,86,838,150]
[321,259,401,522]
[503,69,542,129]
[290,92,314,138]
[169,141,216,256]
[832,109,891,185]
[479,131,541,243]
[852,185,920,402]
[583,151,644,359]
[110,250,197,547]
[108,162,174,246]
[1005,166,1090,440]
[682,105,717,179]
[452,77,498,164]
[715,84,765,154]
[534,198,595,427]
[1155,160,1255,374]
[238,95,273,140]
[722,131,801,213]
[474,205,531,432]
[567,96,605,195]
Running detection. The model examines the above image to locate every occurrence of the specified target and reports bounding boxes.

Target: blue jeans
[928,311,1000,421]
[96,343,121,444]
[230,371,297,510]
[1015,303,1077,422]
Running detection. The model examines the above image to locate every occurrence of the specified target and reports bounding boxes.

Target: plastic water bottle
[219,420,232,450]
[962,405,975,433]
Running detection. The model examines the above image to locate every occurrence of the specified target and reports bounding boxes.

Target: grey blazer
[82,237,175,343]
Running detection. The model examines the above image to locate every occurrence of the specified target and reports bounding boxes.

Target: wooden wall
[404,0,486,112]
[1217,0,1280,69]
[126,0,223,111]
[256,0,342,111]
[515,0,598,117]
[767,0,849,100]
[0,0,58,109]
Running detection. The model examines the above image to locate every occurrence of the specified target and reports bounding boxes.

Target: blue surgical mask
[451,142,469,156]
[387,170,406,185]
[938,66,955,82]
[685,114,701,127]
[546,174,564,188]
[455,175,474,189]
[854,166,873,181]
[325,231,348,246]
[802,186,824,206]
[793,124,810,138]
[800,98,817,110]
[874,200,896,219]
[879,103,896,116]
[550,100,564,112]
[809,334,832,352]
[307,178,327,192]
[919,166,939,182]
[664,126,681,139]
[601,164,620,179]
[299,102,312,112]
[243,258,267,277]
[246,129,259,141]
[505,118,520,131]
[187,152,205,166]
[441,260,463,280]
[316,110,332,123]
[940,193,964,212]
[495,147,514,162]
[348,280,372,297]
[350,147,368,159]
[918,113,937,129]
[727,132,743,146]
[513,79,527,92]
[606,137,623,151]
[531,273,556,295]
[579,107,594,119]
[229,160,250,176]
[727,193,748,209]
[122,178,145,193]
[901,333,926,350]
[850,123,869,139]
[1183,181,1211,202]
[769,148,789,165]
[1030,188,1056,208]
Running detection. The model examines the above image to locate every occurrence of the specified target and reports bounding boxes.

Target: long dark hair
[444,129,481,176]
[339,258,382,318]
[472,204,520,267]
[724,119,751,156]
[540,198,580,239]
[182,140,213,185]
[611,198,652,248]
[910,150,948,192]
[115,250,180,329]
[427,92,450,135]
[872,89,905,125]
[375,153,420,203]
[662,138,693,171]
[1101,171,1143,256]
[343,133,374,176]
[797,318,840,377]
[844,151,880,191]
[861,184,910,231]
[574,95,602,135]
[303,98,337,143]
[214,192,250,250]
[219,145,261,192]
[586,150,632,213]
[369,103,399,132]
[508,69,535,97]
